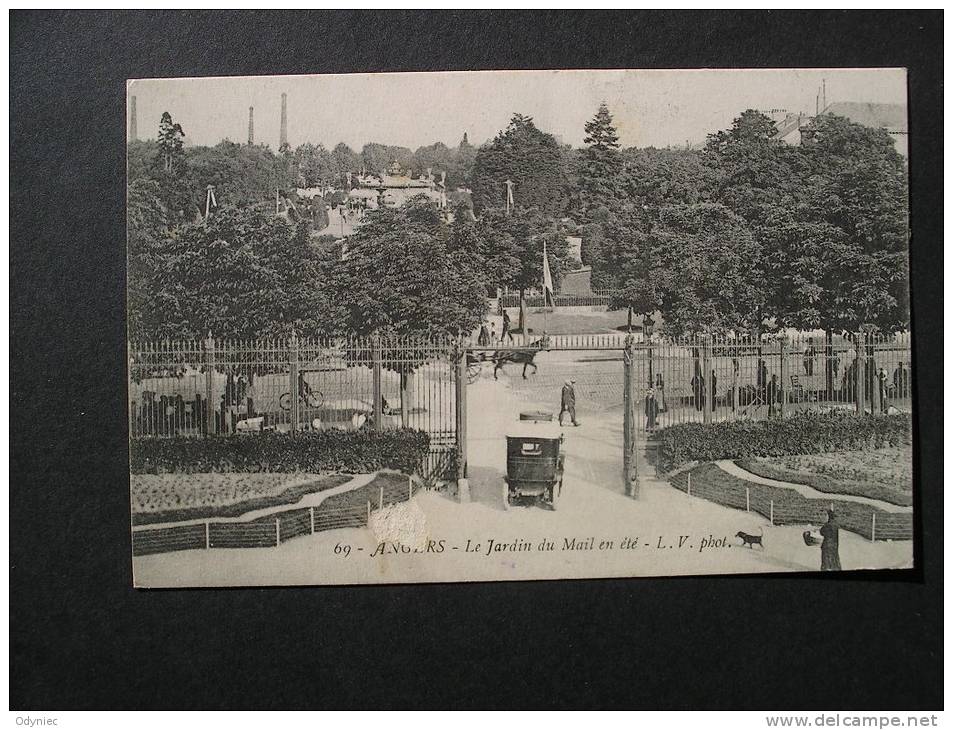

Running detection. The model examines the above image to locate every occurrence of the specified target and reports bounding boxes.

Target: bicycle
[279,377,325,411]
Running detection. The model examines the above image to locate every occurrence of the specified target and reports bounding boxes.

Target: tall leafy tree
[293,142,334,187]
[187,141,294,211]
[769,113,910,392]
[126,179,169,340]
[331,196,486,337]
[652,203,766,336]
[576,103,626,221]
[143,207,330,340]
[150,112,196,222]
[477,207,573,331]
[703,109,804,227]
[455,131,477,188]
[330,143,360,186]
[470,114,568,216]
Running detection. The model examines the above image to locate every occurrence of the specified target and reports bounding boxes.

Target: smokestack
[248,106,254,146]
[822,78,827,111]
[130,95,138,142]
[279,93,288,149]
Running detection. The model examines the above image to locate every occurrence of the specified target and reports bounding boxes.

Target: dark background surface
[10,10,942,709]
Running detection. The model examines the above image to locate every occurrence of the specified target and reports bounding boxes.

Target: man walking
[501,310,513,343]
[559,379,580,427]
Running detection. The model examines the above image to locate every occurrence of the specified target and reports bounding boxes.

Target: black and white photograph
[126,69,915,587]
[10,8,943,715]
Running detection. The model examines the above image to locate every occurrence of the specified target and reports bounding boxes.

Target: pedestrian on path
[478,322,490,346]
[820,509,842,571]
[501,310,513,343]
[559,379,579,427]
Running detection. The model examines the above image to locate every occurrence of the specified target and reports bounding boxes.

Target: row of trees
[128,117,478,224]
[128,104,909,348]
[128,182,573,341]
[572,106,910,339]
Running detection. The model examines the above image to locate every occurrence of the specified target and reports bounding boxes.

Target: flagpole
[542,238,556,336]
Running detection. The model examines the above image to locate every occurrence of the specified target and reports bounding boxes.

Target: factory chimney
[130,95,138,142]
[248,106,254,146]
[279,93,288,149]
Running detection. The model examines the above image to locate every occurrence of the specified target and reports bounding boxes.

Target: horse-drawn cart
[503,414,565,510]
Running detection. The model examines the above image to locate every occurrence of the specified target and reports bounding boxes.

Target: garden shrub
[130,428,431,475]
[655,412,912,474]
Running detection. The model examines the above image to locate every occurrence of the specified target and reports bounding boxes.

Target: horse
[492,336,550,380]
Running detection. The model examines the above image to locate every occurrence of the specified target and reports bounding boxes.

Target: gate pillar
[623,336,640,499]
[455,344,470,503]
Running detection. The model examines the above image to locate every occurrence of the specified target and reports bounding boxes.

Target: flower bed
[737,447,912,507]
[131,473,350,525]
[131,472,414,555]
[655,412,911,473]
[671,463,912,541]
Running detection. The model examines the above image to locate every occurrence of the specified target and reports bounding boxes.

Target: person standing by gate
[691,369,705,412]
[655,372,667,412]
[559,379,580,427]
[803,338,818,376]
[645,387,659,432]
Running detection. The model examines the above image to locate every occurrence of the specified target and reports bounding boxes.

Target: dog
[736,527,764,549]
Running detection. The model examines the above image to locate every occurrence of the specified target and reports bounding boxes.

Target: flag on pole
[542,239,555,309]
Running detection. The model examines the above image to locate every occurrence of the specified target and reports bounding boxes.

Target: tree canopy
[470,114,568,216]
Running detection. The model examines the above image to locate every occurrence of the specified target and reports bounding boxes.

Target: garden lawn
[131,473,351,525]
[318,471,409,512]
[738,446,912,507]
[513,309,633,336]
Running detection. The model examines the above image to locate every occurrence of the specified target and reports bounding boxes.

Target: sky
[127,68,907,151]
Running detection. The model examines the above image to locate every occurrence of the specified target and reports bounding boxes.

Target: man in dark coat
[501,310,513,343]
[803,338,818,376]
[691,371,705,412]
[478,322,490,346]
[644,387,659,431]
[820,509,842,571]
[559,379,579,426]
[756,358,768,398]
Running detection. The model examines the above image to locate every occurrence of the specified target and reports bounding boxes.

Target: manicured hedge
[656,412,912,474]
[130,429,431,475]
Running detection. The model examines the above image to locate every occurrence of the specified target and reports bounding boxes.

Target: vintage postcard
[127,69,913,587]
